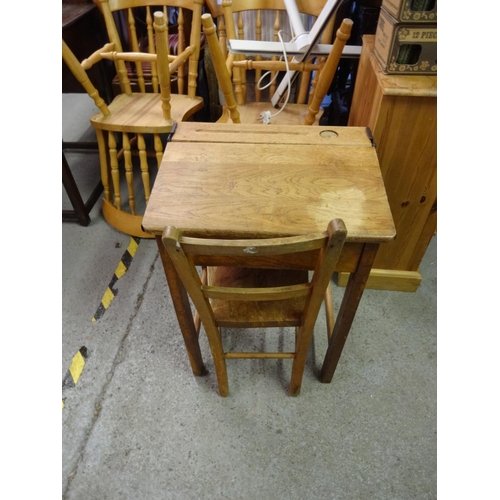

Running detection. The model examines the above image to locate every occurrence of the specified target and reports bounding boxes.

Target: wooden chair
[201,2,353,125]
[62,11,203,238]
[94,0,205,97]
[162,219,347,396]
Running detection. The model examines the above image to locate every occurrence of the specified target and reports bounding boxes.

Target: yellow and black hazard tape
[92,237,140,322]
[62,346,88,408]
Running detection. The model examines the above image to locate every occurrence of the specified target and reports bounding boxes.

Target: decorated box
[374,8,437,75]
[381,0,437,23]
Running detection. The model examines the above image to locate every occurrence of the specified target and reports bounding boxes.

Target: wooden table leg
[62,151,91,226]
[156,236,207,376]
[320,243,379,383]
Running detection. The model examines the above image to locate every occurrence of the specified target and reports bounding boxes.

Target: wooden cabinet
[338,35,436,292]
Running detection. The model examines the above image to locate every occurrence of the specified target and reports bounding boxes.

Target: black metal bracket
[365,127,376,148]
[166,122,178,142]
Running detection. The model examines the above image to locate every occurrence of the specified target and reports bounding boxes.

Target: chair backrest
[201,13,352,125]
[162,219,347,332]
[63,10,174,122]
[94,0,203,97]
[219,0,340,106]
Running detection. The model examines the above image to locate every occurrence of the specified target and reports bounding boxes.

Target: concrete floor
[62,95,437,500]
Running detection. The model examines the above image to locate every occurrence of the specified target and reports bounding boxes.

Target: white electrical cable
[257,30,293,124]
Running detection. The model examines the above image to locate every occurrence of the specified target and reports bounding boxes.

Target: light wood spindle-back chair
[94,0,204,97]
[206,0,334,103]
[201,8,353,125]
[162,219,347,396]
[62,11,203,238]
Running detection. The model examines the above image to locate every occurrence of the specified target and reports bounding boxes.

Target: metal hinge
[365,127,376,148]
[166,122,178,142]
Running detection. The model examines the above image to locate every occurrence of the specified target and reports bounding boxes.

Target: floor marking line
[62,346,88,409]
[92,237,141,321]
[69,351,86,384]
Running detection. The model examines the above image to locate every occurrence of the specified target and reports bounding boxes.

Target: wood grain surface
[142,123,395,242]
[348,36,436,281]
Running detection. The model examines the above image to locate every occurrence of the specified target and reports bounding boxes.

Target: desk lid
[143,123,396,243]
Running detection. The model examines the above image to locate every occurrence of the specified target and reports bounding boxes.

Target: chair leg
[204,324,229,397]
[289,324,315,396]
[62,149,103,226]
[324,282,335,339]
[62,151,90,226]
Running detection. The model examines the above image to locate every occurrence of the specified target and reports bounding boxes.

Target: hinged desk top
[142,123,396,243]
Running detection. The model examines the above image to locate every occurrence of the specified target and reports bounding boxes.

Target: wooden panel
[337,268,422,292]
[191,242,364,273]
[143,134,395,242]
[373,95,436,270]
[171,122,376,146]
[348,35,436,280]
[347,38,384,131]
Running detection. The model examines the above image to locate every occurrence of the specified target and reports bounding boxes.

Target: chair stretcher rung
[224,352,295,359]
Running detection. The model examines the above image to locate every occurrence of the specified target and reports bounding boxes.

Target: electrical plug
[260,111,272,124]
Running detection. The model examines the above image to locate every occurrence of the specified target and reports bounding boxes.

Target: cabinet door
[348,36,437,274]
[372,94,437,271]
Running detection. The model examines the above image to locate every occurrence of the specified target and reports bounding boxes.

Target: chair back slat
[217,15,227,59]
[178,232,329,256]
[177,7,185,92]
[146,7,161,92]
[126,8,147,92]
[202,282,312,301]
[269,10,282,98]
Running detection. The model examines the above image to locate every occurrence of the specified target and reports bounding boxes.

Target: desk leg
[320,243,379,383]
[156,236,207,376]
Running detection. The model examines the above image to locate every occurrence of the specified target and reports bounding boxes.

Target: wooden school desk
[142,122,396,384]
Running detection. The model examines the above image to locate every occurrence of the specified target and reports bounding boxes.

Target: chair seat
[90,93,203,133]
[217,102,317,125]
[207,267,309,327]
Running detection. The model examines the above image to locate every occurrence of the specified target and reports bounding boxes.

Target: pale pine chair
[205,0,333,103]
[95,0,204,98]
[62,11,203,238]
[162,219,347,397]
[201,9,353,126]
